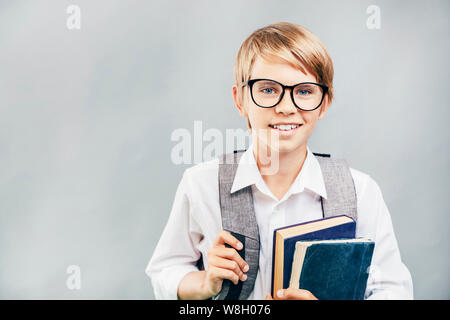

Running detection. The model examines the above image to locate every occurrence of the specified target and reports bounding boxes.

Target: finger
[265,293,273,300]
[212,247,249,273]
[277,288,318,300]
[213,230,243,251]
[209,266,240,285]
[209,256,247,281]
[293,289,317,300]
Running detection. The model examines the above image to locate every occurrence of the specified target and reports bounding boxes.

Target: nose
[274,88,297,115]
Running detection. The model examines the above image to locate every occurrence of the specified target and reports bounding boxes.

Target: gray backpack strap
[213,150,260,300]
[314,154,358,222]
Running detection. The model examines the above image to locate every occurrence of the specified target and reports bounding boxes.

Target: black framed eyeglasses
[242,78,328,111]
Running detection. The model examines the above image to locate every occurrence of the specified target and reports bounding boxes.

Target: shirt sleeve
[358,175,414,300]
[145,168,202,300]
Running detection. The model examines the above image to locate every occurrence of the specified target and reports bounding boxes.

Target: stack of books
[271,215,375,300]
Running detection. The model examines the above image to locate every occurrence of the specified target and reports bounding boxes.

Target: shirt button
[271,210,283,228]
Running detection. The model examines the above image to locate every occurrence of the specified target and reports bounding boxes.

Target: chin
[267,140,305,154]
[252,129,307,154]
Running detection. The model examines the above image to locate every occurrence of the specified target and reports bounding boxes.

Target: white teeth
[272,124,300,130]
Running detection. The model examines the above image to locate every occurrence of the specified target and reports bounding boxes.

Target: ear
[232,84,248,117]
[318,94,331,120]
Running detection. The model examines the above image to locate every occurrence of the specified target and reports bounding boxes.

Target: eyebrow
[256,79,312,86]
[259,80,278,85]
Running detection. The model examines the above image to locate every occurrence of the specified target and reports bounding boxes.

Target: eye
[296,89,311,96]
[260,87,278,94]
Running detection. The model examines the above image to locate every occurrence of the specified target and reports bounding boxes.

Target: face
[232,55,330,155]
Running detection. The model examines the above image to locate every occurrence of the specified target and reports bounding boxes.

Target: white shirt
[146,143,413,300]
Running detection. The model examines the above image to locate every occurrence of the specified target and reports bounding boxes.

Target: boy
[146,22,413,300]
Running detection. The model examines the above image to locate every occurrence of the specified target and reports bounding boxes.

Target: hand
[265,288,318,300]
[201,230,249,298]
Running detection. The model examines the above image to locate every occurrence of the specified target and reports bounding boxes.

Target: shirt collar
[230,142,328,200]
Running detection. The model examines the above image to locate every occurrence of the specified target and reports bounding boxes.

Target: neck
[252,142,308,185]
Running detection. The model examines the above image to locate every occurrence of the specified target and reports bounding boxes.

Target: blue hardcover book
[289,239,375,300]
[271,215,356,297]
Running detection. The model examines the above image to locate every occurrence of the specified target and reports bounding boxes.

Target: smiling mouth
[268,124,303,131]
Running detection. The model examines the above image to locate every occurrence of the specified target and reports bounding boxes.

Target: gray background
[0,0,448,299]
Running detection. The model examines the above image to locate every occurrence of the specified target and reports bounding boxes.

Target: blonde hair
[234,22,334,108]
